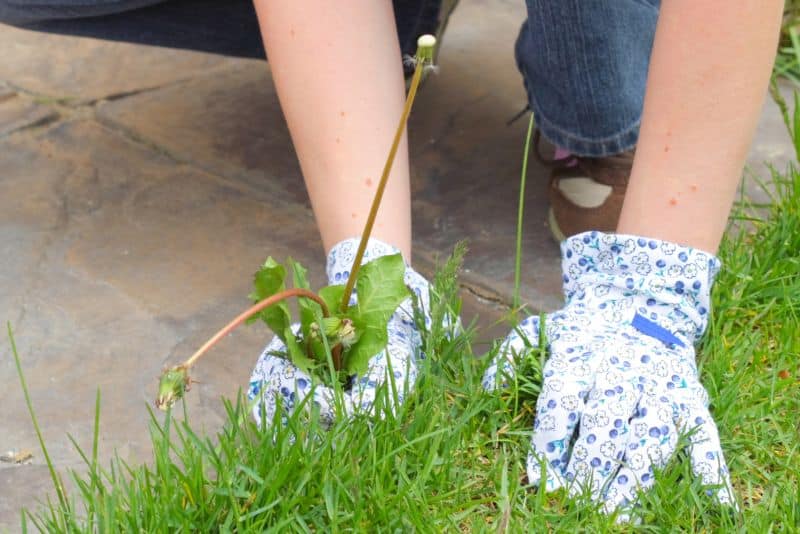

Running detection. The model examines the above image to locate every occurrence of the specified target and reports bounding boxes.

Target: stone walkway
[0,1,794,528]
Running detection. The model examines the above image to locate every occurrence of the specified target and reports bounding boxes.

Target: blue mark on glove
[631,313,686,348]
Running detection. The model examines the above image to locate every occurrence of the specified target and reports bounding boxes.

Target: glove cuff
[326,237,430,315]
[561,231,721,344]
[326,237,404,284]
[325,237,431,336]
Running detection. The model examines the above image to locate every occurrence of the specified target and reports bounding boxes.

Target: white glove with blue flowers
[248,238,430,428]
[483,231,734,515]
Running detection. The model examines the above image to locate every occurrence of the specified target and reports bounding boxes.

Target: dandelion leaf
[344,254,410,375]
[249,257,291,343]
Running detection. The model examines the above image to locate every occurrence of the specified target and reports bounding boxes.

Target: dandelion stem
[340,35,436,313]
[184,288,330,369]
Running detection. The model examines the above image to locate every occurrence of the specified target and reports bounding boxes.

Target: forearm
[617,0,783,253]
[253,1,412,258]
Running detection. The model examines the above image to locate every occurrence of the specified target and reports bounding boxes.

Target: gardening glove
[248,238,430,428]
[482,231,735,515]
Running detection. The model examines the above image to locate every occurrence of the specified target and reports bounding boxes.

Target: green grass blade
[7,322,70,512]
[513,113,536,315]
[91,388,101,493]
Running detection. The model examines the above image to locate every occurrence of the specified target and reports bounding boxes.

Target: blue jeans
[0,0,658,156]
[517,0,660,156]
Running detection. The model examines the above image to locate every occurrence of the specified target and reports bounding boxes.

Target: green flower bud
[311,316,360,352]
[155,365,191,410]
[416,34,436,62]
[321,317,343,337]
[338,318,359,349]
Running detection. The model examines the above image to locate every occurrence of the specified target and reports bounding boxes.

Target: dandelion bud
[416,34,436,62]
[338,318,359,349]
[155,365,191,410]
[321,317,343,338]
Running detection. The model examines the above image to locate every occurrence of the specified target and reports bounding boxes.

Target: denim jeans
[0,0,659,156]
[517,0,660,156]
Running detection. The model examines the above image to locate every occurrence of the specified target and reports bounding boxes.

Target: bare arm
[617,0,783,253]
[253,0,412,258]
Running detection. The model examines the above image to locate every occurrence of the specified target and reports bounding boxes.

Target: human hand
[248,238,429,427]
[483,231,734,516]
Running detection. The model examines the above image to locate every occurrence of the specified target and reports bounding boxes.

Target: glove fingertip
[684,412,738,508]
[526,450,565,493]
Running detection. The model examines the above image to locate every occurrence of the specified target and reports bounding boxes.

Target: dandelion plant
[156,35,437,410]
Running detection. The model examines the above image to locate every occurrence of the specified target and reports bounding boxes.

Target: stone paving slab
[95,64,309,206]
[0,24,232,103]
[746,80,797,203]
[0,92,58,138]
[0,466,53,529]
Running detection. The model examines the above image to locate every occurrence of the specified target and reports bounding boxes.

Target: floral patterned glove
[482,231,734,515]
[248,238,430,428]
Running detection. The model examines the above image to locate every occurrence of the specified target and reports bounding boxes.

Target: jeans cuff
[530,100,640,158]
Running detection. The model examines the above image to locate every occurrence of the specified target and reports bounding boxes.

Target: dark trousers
[0,0,443,63]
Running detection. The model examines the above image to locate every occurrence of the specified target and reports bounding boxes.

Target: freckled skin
[616,1,781,253]
[254,0,412,257]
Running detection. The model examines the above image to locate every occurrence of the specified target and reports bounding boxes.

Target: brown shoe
[533,130,634,242]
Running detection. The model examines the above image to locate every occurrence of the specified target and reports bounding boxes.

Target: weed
[775,1,800,85]
[155,36,436,401]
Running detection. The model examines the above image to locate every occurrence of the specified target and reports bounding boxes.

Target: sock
[554,146,571,160]
[554,146,578,167]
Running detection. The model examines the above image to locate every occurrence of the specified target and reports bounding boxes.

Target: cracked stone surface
[0,24,232,103]
[0,93,58,138]
[0,0,793,529]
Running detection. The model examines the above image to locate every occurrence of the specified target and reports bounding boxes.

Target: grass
[9,108,800,534]
[775,1,800,85]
